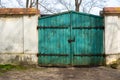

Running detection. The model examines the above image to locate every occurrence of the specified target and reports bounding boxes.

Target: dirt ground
[0,66,120,80]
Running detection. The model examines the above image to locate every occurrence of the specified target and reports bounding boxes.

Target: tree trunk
[30,0,32,8]
[26,0,29,8]
[75,0,82,12]
[36,0,38,9]
[75,4,80,11]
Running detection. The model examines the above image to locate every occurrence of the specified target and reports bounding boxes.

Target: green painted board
[38,11,104,66]
[38,28,71,65]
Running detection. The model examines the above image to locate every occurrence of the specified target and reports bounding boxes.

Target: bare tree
[54,0,106,13]
[26,0,34,8]
[0,0,5,8]
[57,0,70,11]
[38,0,62,14]
[58,0,106,13]
[57,0,82,12]
[0,0,107,14]
[25,0,55,13]
[36,0,38,9]
[16,0,24,7]
[26,0,29,8]
[0,0,25,8]
[38,2,55,14]
[75,0,82,12]
[0,0,2,7]
[26,0,39,9]
[81,0,106,13]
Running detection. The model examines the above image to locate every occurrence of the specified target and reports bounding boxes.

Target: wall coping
[0,8,40,15]
[102,7,120,15]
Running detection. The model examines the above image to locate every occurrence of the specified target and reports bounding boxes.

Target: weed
[109,58,120,69]
[0,64,27,73]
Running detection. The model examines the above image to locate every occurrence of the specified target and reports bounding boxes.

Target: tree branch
[57,0,70,11]
[75,0,82,11]
[38,2,55,14]
[26,0,29,8]
[16,0,24,7]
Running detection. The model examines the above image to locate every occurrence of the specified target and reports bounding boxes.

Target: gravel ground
[0,66,120,80]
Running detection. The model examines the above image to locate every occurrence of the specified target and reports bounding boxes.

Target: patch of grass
[0,64,27,73]
[0,64,15,71]
[0,64,46,75]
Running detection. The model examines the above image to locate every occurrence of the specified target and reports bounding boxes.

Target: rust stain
[0,8,40,15]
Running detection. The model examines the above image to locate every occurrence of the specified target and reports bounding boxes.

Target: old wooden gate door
[38,11,104,66]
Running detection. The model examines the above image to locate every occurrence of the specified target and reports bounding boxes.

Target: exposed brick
[0,8,40,15]
[103,7,120,14]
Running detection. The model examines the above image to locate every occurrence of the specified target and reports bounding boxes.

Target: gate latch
[68,37,75,43]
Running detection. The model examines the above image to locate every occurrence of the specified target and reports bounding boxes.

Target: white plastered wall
[105,15,120,64]
[0,15,39,65]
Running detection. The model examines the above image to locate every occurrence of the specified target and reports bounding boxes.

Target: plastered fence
[103,7,120,64]
[0,7,120,65]
[0,8,39,65]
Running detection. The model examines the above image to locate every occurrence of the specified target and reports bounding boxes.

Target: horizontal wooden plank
[72,27,104,29]
[37,54,69,56]
[73,54,105,57]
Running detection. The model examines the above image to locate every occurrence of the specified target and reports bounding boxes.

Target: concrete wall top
[0,8,40,15]
[102,7,120,15]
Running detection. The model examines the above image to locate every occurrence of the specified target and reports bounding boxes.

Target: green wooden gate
[38,11,104,66]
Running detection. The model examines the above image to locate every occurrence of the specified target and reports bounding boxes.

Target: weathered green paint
[38,12,71,27]
[72,29,104,65]
[38,28,71,65]
[38,11,104,66]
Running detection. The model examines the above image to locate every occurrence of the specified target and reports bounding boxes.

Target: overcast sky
[91,0,120,15]
[0,0,120,15]
[106,0,119,7]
